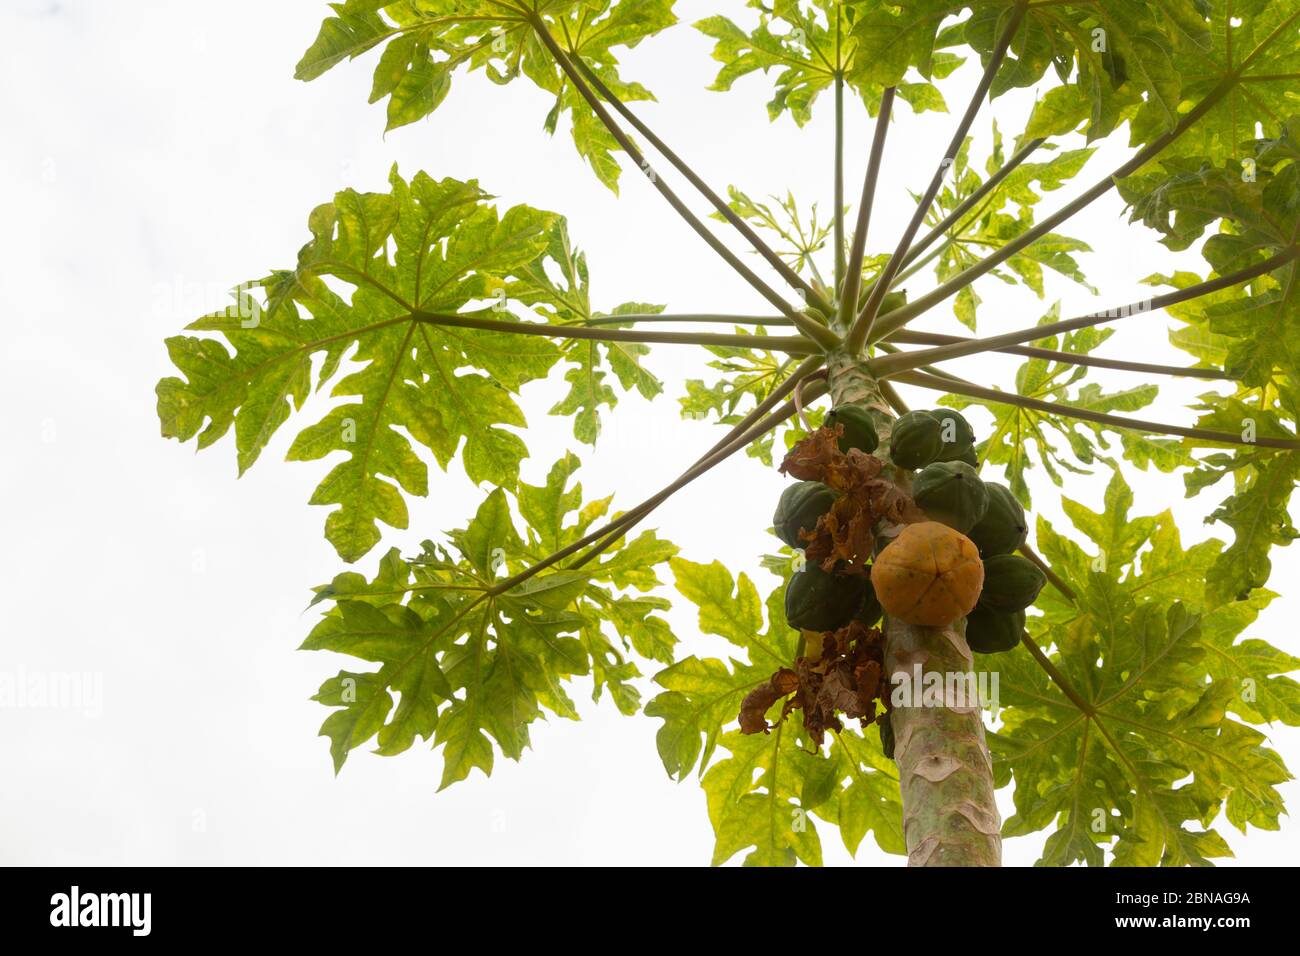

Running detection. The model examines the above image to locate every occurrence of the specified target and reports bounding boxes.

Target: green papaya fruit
[979,553,1046,612]
[857,289,908,318]
[856,574,883,626]
[825,405,879,455]
[890,411,945,470]
[879,290,909,318]
[773,481,837,548]
[964,604,1025,654]
[968,483,1027,556]
[784,564,867,632]
[911,461,989,533]
[929,408,976,447]
[878,711,895,760]
[927,409,976,465]
[937,443,979,467]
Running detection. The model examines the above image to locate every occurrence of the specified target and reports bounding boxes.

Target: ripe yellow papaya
[870,521,984,627]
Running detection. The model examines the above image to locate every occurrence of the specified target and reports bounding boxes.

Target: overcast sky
[2,0,1297,866]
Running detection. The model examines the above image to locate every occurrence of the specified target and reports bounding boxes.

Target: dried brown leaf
[739,668,800,734]
[784,427,923,573]
[736,618,888,746]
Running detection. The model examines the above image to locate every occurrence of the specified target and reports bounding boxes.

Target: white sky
[2,0,1297,866]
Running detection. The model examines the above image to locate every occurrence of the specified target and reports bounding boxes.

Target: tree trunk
[827,350,1002,867]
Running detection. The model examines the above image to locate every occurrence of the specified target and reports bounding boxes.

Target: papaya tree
[155,0,1300,866]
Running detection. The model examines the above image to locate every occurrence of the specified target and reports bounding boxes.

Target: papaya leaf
[158,169,662,561]
[506,220,664,444]
[695,0,959,125]
[646,558,904,864]
[1203,452,1300,604]
[714,187,835,280]
[303,455,678,782]
[990,471,1297,865]
[847,0,965,89]
[703,727,826,866]
[1132,149,1300,405]
[295,0,678,189]
[1139,268,1300,608]
[1121,158,1300,272]
[903,125,1097,327]
[646,558,787,780]
[943,312,1160,506]
[1178,403,1300,606]
[679,337,814,466]
[1135,1,1300,165]
[816,727,907,857]
[848,0,1171,140]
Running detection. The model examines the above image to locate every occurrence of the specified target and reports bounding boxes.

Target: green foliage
[1203,453,1300,605]
[645,558,904,864]
[714,187,838,288]
[155,0,1300,866]
[304,453,678,784]
[507,226,665,444]
[991,472,1296,865]
[916,127,1098,328]
[157,169,654,562]
[944,315,1167,507]
[1135,128,1300,423]
[679,338,811,465]
[696,0,962,124]
[296,0,678,189]
[1138,1,1300,165]
[680,191,843,459]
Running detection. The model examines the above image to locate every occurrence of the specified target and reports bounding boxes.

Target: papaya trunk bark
[826,350,1002,867]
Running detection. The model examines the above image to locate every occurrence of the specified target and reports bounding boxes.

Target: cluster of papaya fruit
[775,404,1046,654]
[775,406,886,635]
